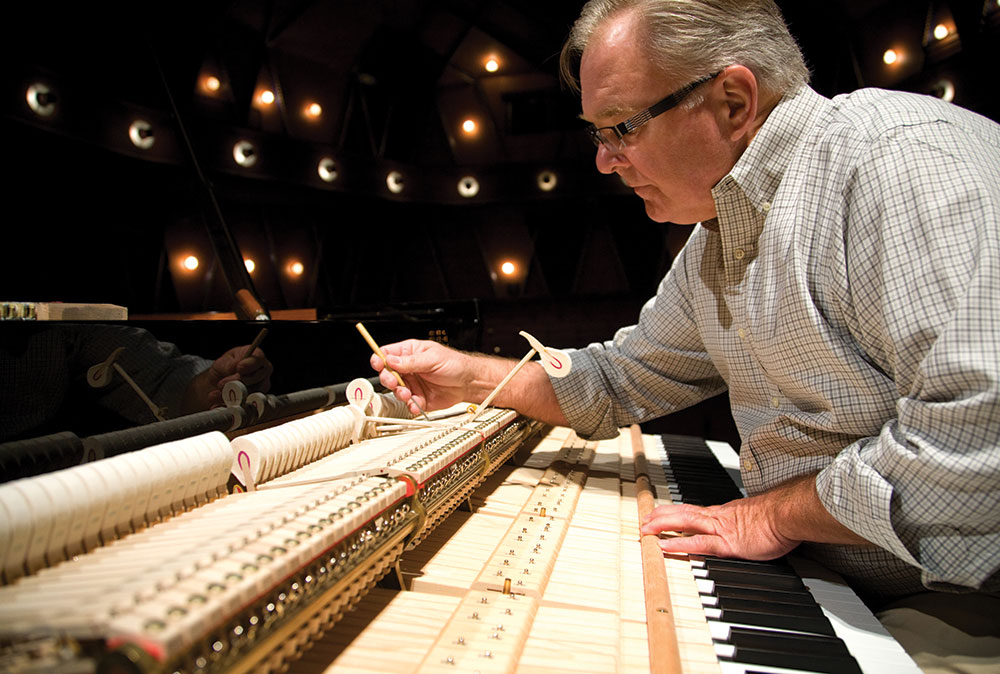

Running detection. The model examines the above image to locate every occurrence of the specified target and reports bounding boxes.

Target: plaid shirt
[552,85,1000,600]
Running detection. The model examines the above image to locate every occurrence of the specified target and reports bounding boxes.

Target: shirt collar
[725,84,830,211]
[705,85,830,286]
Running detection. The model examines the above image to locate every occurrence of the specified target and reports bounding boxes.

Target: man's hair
[559,0,809,99]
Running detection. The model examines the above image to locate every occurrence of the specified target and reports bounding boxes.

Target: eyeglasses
[586,71,721,152]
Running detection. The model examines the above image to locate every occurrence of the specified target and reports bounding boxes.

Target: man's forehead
[579,16,670,123]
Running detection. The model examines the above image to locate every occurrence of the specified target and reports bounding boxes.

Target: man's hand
[370,339,570,426]
[370,340,482,415]
[182,345,273,414]
[639,472,871,559]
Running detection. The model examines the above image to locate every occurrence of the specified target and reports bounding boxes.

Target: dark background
[3,0,996,445]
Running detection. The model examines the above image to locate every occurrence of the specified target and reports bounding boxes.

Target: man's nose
[594,142,627,174]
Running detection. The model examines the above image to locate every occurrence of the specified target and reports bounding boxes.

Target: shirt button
[742,455,756,472]
[737,328,746,339]
[770,397,781,409]
[761,201,771,213]
[733,248,746,260]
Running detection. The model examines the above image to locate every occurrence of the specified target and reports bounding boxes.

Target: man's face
[579,13,735,225]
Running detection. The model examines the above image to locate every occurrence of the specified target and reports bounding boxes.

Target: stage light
[462,119,477,134]
[26,83,56,117]
[933,24,949,40]
[485,58,499,73]
[244,259,255,273]
[287,261,304,277]
[306,102,322,118]
[458,176,480,198]
[537,171,558,192]
[182,255,199,271]
[930,79,955,102]
[386,171,404,194]
[883,49,898,65]
[259,90,275,105]
[318,157,338,183]
[128,120,154,149]
[233,140,258,167]
[500,261,516,276]
[202,75,221,94]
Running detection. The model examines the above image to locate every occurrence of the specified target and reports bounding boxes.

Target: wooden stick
[467,348,535,422]
[355,322,430,420]
[242,327,268,361]
[630,424,684,674]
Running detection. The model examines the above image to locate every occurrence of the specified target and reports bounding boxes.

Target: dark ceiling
[7,0,996,174]
[2,0,996,324]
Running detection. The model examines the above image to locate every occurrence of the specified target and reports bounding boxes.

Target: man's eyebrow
[579,104,633,125]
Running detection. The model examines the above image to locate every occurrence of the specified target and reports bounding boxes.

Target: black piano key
[715,596,828,619]
[702,566,807,592]
[722,627,863,674]
[708,583,817,606]
[702,557,800,576]
[714,606,836,636]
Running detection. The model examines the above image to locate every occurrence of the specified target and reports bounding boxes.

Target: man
[371,1,1000,668]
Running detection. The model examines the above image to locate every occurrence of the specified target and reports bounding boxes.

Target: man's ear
[715,65,759,142]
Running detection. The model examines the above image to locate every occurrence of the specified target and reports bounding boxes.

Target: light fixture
[182,255,199,271]
[883,49,899,65]
[485,58,499,73]
[933,24,949,40]
[500,261,516,276]
[305,102,322,118]
[318,157,338,183]
[258,90,275,105]
[128,120,154,149]
[287,261,304,277]
[462,119,477,134]
[386,171,404,194]
[537,170,558,192]
[458,176,480,198]
[233,140,258,167]
[26,83,56,117]
[202,75,221,94]
[244,259,255,274]
[930,79,955,102]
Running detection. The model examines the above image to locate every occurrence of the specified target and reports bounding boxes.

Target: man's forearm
[771,473,872,546]
[464,355,569,427]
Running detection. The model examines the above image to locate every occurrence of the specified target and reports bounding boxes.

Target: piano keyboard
[643,434,922,674]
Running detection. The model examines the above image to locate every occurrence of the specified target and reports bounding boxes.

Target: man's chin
[640,198,700,225]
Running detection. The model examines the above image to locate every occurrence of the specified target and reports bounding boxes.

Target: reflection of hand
[369,339,475,415]
[183,345,273,414]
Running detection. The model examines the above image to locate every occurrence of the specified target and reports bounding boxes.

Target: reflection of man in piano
[371,0,1000,669]
[0,325,272,442]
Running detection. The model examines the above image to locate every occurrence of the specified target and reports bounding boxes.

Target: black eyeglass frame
[586,71,722,151]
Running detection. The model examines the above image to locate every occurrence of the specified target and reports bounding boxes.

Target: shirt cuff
[815,436,921,571]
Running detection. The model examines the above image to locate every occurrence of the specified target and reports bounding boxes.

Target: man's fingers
[641,505,718,538]
[656,534,724,557]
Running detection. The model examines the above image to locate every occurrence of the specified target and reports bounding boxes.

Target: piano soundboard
[0,406,920,673]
